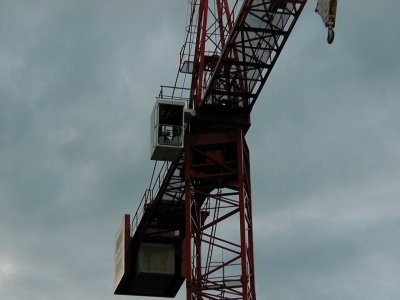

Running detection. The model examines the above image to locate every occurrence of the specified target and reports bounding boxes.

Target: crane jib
[200,0,307,109]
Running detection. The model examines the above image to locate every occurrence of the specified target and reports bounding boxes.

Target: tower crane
[114,1,338,299]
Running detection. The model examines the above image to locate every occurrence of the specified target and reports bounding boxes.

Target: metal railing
[159,85,190,102]
[130,161,171,236]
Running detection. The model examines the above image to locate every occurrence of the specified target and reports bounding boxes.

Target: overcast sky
[0,1,399,300]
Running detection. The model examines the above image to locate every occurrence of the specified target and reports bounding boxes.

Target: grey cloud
[1,1,399,300]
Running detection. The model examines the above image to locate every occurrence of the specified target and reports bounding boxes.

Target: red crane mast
[114,1,338,299]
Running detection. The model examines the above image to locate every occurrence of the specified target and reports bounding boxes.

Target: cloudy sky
[0,1,399,300]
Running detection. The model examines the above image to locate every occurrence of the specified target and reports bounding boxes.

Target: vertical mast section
[184,127,255,299]
[185,2,256,298]
[190,0,208,109]
[184,2,308,299]
[188,0,236,109]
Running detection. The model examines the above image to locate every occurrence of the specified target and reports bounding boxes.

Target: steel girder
[201,0,307,108]
[184,128,255,299]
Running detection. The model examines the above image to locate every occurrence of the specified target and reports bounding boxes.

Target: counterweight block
[114,215,184,297]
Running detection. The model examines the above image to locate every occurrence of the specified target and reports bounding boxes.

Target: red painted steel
[189,0,236,109]
[184,127,254,299]
[122,1,311,299]
[182,2,307,297]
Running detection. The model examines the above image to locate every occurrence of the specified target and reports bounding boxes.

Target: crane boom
[201,0,307,108]
[114,1,338,299]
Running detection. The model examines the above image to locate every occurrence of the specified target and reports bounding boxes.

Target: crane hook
[315,0,338,44]
[327,26,335,44]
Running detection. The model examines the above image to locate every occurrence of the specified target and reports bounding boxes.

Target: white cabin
[150,98,185,161]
